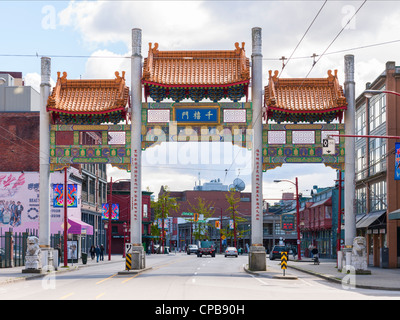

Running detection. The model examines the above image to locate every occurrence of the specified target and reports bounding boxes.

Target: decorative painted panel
[50,124,131,172]
[142,102,252,150]
[263,123,345,171]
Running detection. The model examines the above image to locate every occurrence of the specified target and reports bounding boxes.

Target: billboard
[0,171,81,234]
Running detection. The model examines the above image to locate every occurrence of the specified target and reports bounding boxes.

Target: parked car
[269,245,290,260]
[224,247,238,258]
[186,244,198,255]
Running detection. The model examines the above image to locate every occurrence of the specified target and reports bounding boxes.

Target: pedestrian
[57,243,62,266]
[89,245,95,260]
[100,244,104,261]
[95,245,100,263]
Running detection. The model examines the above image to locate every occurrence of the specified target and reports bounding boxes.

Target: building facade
[0,71,107,255]
[355,61,400,268]
[107,180,153,255]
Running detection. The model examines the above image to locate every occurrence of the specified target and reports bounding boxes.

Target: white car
[224,247,238,258]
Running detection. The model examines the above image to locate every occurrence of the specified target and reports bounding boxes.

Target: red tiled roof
[142,42,250,87]
[47,71,129,114]
[265,70,347,113]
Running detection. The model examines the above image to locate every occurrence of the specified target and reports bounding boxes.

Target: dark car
[269,245,290,260]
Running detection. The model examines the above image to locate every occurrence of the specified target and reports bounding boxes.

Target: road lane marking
[250,275,269,286]
[121,273,140,284]
[96,273,117,285]
[96,292,106,300]
[59,292,75,300]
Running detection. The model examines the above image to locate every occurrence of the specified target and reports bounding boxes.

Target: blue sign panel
[395,143,400,180]
[174,107,219,125]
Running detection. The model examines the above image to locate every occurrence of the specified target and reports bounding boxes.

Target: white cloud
[23,73,56,93]
[84,50,130,80]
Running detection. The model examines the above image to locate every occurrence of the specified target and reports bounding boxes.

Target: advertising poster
[53,184,78,208]
[0,171,81,235]
[101,203,120,220]
[395,143,400,180]
[0,172,39,230]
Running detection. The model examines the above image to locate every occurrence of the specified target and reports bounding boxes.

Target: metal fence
[0,229,67,268]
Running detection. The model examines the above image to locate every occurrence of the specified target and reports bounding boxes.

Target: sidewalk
[246,257,400,291]
[0,254,125,286]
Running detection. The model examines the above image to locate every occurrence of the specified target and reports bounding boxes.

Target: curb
[287,264,400,291]
[0,258,125,286]
[243,264,298,280]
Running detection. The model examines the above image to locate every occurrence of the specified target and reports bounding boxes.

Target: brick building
[355,61,400,268]
[107,180,153,254]
[0,112,39,172]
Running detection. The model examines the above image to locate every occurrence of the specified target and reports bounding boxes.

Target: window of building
[356,103,366,140]
[369,87,386,132]
[369,138,386,175]
[369,180,387,212]
[356,146,367,180]
[356,187,367,215]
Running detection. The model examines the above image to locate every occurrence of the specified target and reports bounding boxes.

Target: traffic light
[215,221,220,229]
[193,213,199,222]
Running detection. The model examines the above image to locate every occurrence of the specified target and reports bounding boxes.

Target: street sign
[281,251,288,276]
[281,214,295,231]
[125,243,134,254]
[322,138,335,155]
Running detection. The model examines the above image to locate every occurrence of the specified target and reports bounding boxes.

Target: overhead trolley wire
[302,0,368,80]
[278,0,328,78]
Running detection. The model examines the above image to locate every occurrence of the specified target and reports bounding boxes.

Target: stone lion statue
[25,236,42,270]
[352,236,367,271]
[26,236,41,256]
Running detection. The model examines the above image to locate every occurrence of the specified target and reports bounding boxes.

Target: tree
[188,197,214,241]
[223,189,247,247]
[151,186,179,252]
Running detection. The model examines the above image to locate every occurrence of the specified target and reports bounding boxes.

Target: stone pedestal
[248,246,266,271]
[23,236,42,273]
[131,245,145,270]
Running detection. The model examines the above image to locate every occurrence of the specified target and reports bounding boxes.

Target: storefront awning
[356,210,386,229]
[389,208,400,220]
[68,217,94,235]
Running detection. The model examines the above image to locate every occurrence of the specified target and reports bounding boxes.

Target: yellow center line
[121,256,192,284]
[59,292,75,300]
[121,273,140,284]
[96,273,117,285]
[95,292,106,300]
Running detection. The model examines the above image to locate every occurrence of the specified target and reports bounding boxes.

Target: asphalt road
[0,253,399,301]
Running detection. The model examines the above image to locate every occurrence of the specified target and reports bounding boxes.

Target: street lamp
[273,178,302,261]
[364,89,400,98]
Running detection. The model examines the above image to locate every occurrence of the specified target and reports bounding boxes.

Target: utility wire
[302,0,368,80]
[278,0,328,78]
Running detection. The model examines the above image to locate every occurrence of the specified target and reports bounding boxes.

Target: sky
[1,0,399,202]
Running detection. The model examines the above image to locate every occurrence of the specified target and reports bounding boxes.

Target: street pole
[295,177,301,261]
[249,27,266,271]
[64,167,68,267]
[108,177,112,261]
[220,208,223,253]
[344,55,356,249]
[336,170,343,264]
[130,28,145,269]
[39,57,51,250]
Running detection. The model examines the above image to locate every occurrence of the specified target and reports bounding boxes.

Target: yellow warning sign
[126,253,132,271]
[281,251,288,270]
